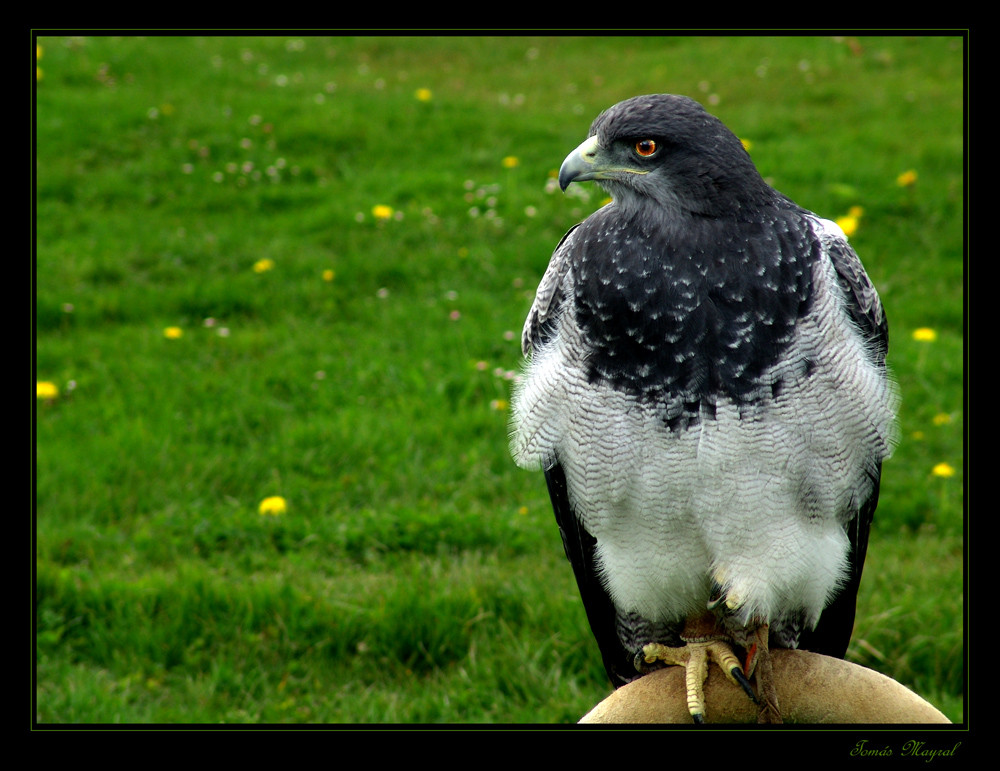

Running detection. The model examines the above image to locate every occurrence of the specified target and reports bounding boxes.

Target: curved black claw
[730,665,758,704]
[707,580,727,610]
[632,650,665,677]
[692,712,705,725]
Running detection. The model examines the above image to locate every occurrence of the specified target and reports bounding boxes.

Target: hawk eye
[635,139,658,157]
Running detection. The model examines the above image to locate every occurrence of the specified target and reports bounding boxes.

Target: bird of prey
[510,94,898,723]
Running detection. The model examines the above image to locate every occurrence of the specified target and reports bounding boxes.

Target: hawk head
[558,94,776,219]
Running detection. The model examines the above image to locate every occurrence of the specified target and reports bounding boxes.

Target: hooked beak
[558,135,602,191]
[559,134,650,191]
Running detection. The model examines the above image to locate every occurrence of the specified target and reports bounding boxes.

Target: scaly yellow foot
[641,615,757,724]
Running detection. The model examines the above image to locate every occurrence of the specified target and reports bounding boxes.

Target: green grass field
[34,34,965,725]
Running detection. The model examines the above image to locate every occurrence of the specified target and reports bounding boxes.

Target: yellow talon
[642,637,755,722]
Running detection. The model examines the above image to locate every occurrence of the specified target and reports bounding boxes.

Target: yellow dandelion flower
[163,326,184,339]
[847,205,865,218]
[372,204,394,220]
[36,381,59,400]
[740,138,752,152]
[322,269,336,282]
[502,156,520,169]
[912,327,937,343]
[931,463,955,479]
[415,87,433,102]
[259,496,288,515]
[897,169,918,187]
[253,258,275,273]
[490,399,508,411]
[518,506,529,516]
[836,215,859,237]
[932,413,952,426]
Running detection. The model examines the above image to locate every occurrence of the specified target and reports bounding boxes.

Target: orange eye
[635,139,658,157]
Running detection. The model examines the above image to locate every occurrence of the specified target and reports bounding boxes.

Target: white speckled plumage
[513,215,896,634]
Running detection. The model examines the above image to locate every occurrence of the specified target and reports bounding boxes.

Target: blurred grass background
[34,34,964,724]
